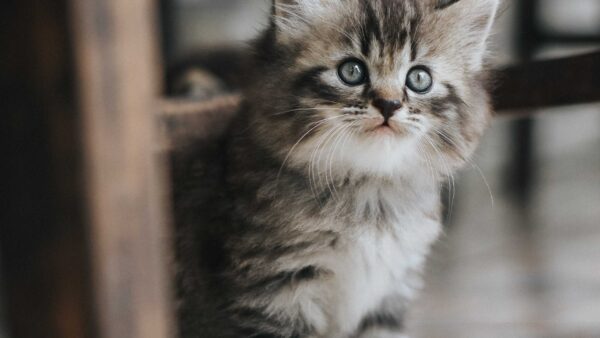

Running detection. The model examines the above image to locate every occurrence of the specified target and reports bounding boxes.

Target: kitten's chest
[312,216,441,336]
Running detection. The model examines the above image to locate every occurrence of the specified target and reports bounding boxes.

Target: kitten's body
[175,130,439,337]
[174,0,498,337]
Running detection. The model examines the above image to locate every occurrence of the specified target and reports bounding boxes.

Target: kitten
[173,0,499,337]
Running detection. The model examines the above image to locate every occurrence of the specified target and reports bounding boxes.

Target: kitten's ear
[433,0,500,71]
[271,0,326,38]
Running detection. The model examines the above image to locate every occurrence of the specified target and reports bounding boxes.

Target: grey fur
[173,0,499,337]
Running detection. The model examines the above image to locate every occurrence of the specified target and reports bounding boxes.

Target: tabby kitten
[174,0,499,337]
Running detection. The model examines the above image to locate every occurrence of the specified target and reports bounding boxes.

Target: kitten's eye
[406,67,433,93]
[338,59,367,86]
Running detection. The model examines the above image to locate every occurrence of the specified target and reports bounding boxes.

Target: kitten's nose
[372,98,402,121]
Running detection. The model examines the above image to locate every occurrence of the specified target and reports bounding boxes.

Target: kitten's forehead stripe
[381,0,411,61]
[351,0,423,63]
[409,15,421,62]
[360,0,384,58]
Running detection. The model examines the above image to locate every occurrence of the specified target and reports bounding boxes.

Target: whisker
[316,123,349,200]
[471,162,495,208]
[271,107,345,117]
[325,122,356,199]
[431,128,468,159]
[416,142,437,188]
[422,134,456,221]
[276,115,347,185]
[430,127,494,207]
[332,123,361,219]
[309,123,343,202]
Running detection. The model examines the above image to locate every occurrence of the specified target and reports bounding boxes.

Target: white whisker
[309,122,345,202]
[271,107,345,117]
[277,115,346,186]
[317,122,349,200]
[326,122,357,199]
[422,134,456,221]
[471,162,495,208]
[430,127,494,208]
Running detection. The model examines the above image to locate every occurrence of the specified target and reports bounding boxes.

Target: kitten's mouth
[374,123,393,132]
[367,121,402,135]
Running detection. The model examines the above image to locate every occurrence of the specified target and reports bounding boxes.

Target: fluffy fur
[173,0,499,337]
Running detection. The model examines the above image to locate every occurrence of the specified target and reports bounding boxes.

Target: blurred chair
[506,0,600,209]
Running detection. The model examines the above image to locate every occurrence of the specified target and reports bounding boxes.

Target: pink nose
[372,98,402,121]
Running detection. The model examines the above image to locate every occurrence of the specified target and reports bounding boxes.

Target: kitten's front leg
[352,308,407,338]
[226,266,331,338]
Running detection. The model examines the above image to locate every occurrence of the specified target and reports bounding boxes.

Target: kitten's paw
[358,328,409,338]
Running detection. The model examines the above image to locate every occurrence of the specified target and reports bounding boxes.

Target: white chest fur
[322,216,440,337]
[264,179,442,337]
[269,214,441,338]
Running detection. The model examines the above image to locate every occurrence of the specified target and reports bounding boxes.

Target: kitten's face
[251,0,498,178]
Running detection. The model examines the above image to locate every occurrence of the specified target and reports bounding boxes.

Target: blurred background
[2,0,599,337]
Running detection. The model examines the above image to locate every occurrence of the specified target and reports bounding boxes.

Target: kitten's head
[247,0,499,179]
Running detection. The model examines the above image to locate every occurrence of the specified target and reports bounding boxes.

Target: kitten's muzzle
[372,98,402,123]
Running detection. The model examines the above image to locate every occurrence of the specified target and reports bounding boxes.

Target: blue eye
[338,59,368,86]
[406,67,433,93]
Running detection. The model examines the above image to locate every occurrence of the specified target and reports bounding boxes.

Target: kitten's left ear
[433,0,500,71]
[270,0,327,39]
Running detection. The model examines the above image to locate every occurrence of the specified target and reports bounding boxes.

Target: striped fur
[174,0,499,337]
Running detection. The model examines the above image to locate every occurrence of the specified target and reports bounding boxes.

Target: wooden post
[70,0,174,338]
[1,1,95,337]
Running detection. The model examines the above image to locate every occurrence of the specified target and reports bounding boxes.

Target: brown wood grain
[70,0,174,338]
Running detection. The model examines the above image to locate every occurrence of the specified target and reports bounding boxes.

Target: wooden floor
[409,105,600,338]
